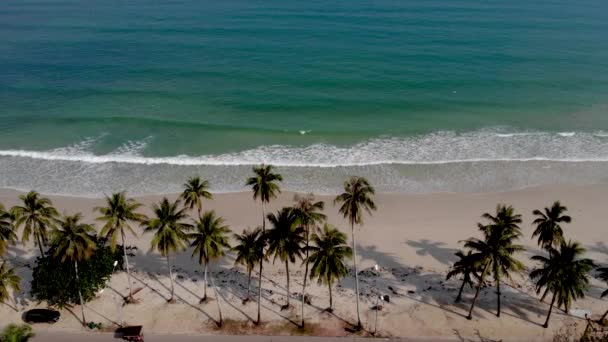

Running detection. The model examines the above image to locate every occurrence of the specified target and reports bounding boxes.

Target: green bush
[30,238,123,307]
[0,324,34,342]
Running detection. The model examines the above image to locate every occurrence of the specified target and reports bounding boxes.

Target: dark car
[23,309,60,324]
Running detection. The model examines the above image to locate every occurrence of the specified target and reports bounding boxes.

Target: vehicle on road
[23,309,60,324]
[115,325,144,341]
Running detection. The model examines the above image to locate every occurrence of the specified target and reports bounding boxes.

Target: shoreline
[1,183,607,340]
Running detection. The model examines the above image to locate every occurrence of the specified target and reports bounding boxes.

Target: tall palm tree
[188,210,231,303]
[11,191,58,256]
[181,177,213,218]
[464,205,525,319]
[0,323,35,342]
[446,250,481,303]
[530,240,594,328]
[292,193,326,327]
[307,224,352,311]
[233,228,262,302]
[334,176,376,329]
[266,207,304,309]
[95,192,145,302]
[51,213,97,325]
[0,261,21,309]
[245,164,282,233]
[532,201,571,250]
[0,204,17,258]
[141,198,191,302]
[597,267,608,322]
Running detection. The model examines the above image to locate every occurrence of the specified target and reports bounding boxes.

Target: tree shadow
[453,328,503,342]
[405,239,459,266]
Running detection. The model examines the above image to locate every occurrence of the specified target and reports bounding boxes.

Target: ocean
[1,0,608,196]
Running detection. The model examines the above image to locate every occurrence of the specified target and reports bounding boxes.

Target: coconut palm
[307,224,352,311]
[245,164,282,233]
[181,177,213,218]
[0,261,21,309]
[597,267,608,322]
[233,228,262,301]
[464,205,525,319]
[188,210,231,303]
[530,240,594,328]
[446,250,481,303]
[51,213,97,325]
[141,198,191,302]
[334,176,377,328]
[0,324,34,342]
[266,207,304,309]
[95,192,145,302]
[532,201,571,250]
[11,191,58,256]
[292,193,326,327]
[0,204,17,258]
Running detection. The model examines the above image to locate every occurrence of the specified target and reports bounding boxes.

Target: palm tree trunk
[203,258,208,302]
[247,268,252,300]
[540,287,549,302]
[328,276,333,310]
[36,234,44,256]
[261,202,266,232]
[197,205,202,219]
[301,227,310,327]
[467,262,490,320]
[600,309,608,323]
[285,260,290,307]
[167,254,175,301]
[496,277,501,317]
[121,231,133,302]
[351,222,362,329]
[256,259,263,324]
[455,278,466,303]
[210,269,223,327]
[75,261,86,325]
[543,291,557,328]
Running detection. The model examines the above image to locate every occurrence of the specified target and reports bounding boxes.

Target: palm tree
[11,191,58,256]
[51,213,97,325]
[252,227,267,324]
[95,192,145,302]
[0,324,35,342]
[142,198,191,302]
[334,176,377,329]
[181,177,213,218]
[530,240,594,328]
[446,250,481,303]
[292,193,326,327]
[0,261,21,309]
[245,164,282,233]
[532,201,571,250]
[188,210,231,303]
[266,207,304,309]
[233,228,262,302]
[464,205,525,319]
[597,267,608,322]
[0,204,17,258]
[307,224,352,311]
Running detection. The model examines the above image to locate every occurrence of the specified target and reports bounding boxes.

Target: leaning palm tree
[530,240,594,328]
[464,205,525,319]
[141,198,191,302]
[266,207,304,309]
[51,213,97,325]
[95,192,145,302]
[188,210,231,303]
[181,177,213,218]
[597,267,608,322]
[0,323,35,342]
[292,193,326,327]
[334,176,377,328]
[0,204,17,258]
[446,250,481,303]
[307,224,352,311]
[11,191,58,256]
[532,201,571,250]
[0,261,21,309]
[233,228,263,302]
[245,164,282,233]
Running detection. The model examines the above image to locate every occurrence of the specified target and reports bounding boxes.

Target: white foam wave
[1,130,608,167]
[558,132,576,137]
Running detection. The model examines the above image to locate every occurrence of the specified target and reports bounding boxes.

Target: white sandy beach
[1,184,607,340]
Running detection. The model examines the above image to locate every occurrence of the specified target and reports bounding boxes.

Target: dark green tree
[0,204,17,258]
[530,240,594,328]
[233,228,262,302]
[245,164,282,233]
[0,324,34,342]
[446,250,481,303]
[11,191,58,256]
[181,177,213,218]
[0,261,20,309]
[532,201,571,250]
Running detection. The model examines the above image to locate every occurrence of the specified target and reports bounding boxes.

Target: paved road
[30,329,450,342]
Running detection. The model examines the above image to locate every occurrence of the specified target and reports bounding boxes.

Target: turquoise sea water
[1,0,608,195]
